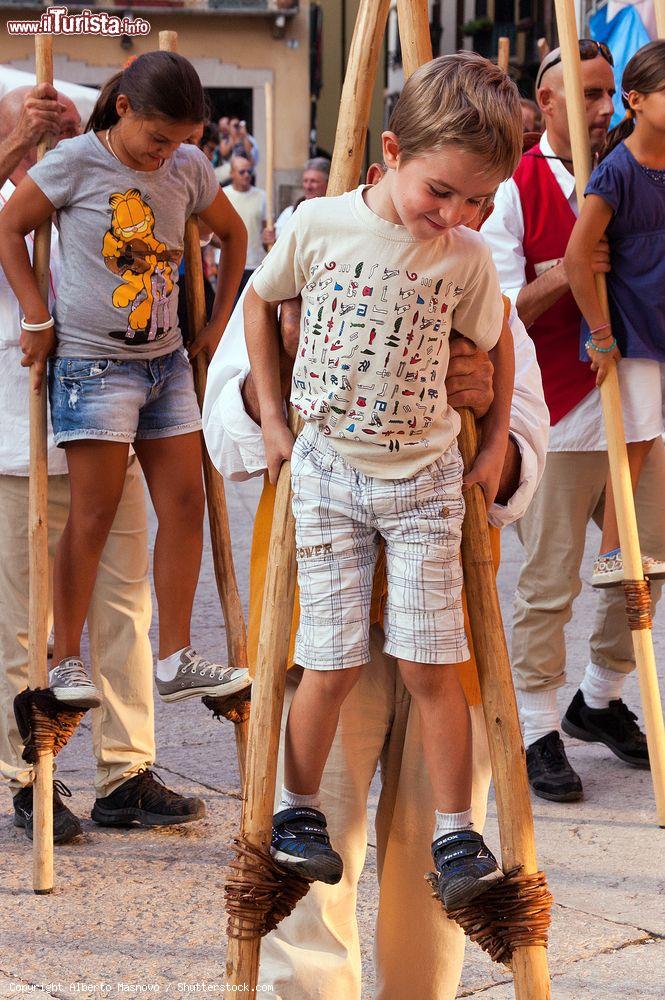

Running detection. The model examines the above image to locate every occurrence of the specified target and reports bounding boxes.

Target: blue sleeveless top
[584,141,665,362]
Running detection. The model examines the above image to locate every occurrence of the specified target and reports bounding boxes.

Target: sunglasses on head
[536,39,614,90]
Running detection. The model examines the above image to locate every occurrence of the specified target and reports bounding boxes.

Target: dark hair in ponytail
[86,51,207,132]
[601,40,665,160]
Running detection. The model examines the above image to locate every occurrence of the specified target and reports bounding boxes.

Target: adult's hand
[445,334,494,419]
[262,224,276,249]
[13,84,64,150]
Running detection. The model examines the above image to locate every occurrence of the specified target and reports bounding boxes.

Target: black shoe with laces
[562,690,650,768]
[13,780,82,844]
[91,768,205,827]
[431,829,503,910]
[526,730,583,802]
[270,807,344,884]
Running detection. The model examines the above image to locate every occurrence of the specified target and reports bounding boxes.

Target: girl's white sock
[579,661,627,710]
[156,646,190,682]
[433,808,473,841]
[278,786,321,812]
[519,688,559,748]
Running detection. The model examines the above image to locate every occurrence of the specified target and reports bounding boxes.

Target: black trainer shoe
[91,768,205,827]
[13,780,82,844]
[270,807,343,884]
[431,829,503,909]
[526,730,583,802]
[562,690,650,768]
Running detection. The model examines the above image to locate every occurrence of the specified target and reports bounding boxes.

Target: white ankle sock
[156,646,190,682]
[278,786,320,812]
[433,808,473,841]
[519,688,560,748]
[579,661,626,710]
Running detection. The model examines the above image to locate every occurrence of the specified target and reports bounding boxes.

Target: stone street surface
[1,476,664,998]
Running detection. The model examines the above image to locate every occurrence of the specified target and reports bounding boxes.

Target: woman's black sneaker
[13,780,82,844]
[91,768,205,826]
[562,690,650,768]
[431,829,503,909]
[270,807,343,884]
[526,730,583,802]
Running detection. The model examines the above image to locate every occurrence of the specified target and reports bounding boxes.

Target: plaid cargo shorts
[291,422,469,670]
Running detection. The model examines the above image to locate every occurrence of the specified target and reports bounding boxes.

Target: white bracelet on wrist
[21,317,54,331]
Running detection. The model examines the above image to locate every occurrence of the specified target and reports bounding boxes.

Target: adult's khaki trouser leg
[511,452,609,693]
[259,626,491,1000]
[0,460,153,797]
[373,658,491,1000]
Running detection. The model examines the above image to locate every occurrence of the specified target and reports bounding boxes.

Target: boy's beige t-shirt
[252,186,503,478]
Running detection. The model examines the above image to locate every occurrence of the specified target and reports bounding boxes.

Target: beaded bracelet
[585,337,617,354]
[21,316,54,331]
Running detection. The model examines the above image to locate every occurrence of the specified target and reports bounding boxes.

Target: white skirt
[616,357,664,443]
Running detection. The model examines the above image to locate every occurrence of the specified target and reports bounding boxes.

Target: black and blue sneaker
[270,807,343,884]
[431,829,503,909]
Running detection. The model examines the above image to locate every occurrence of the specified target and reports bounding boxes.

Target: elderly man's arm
[0,84,62,187]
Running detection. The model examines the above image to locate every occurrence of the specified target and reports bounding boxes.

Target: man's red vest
[513,143,596,425]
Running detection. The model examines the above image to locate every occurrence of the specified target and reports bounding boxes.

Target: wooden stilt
[498,36,510,73]
[264,82,274,231]
[159,30,250,788]
[655,0,665,40]
[30,34,55,896]
[554,0,665,828]
[224,0,391,991]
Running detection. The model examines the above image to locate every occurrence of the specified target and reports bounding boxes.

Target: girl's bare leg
[601,438,656,553]
[133,432,205,658]
[52,441,130,663]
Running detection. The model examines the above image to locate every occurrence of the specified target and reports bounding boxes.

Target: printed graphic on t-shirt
[102,188,183,345]
[293,259,464,453]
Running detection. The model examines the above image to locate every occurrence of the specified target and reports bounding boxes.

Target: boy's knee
[302,664,362,703]
[399,660,459,700]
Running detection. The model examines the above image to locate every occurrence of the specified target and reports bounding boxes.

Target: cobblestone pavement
[1,477,663,998]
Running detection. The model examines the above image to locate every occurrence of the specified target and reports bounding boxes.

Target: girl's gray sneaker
[48,657,101,708]
[155,647,251,703]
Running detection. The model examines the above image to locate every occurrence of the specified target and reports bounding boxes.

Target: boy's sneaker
[591,549,665,588]
[562,690,649,768]
[13,780,82,845]
[155,647,250,703]
[526,730,583,802]
[49,658,101,708]
[431,829,503,910]
[91,768,205,826]
[270,807,343,884]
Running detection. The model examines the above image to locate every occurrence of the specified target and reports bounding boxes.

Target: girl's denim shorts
[48,348,202,446]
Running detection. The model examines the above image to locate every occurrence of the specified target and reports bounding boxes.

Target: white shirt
[202,276,550,530]
[252,187,504,479]
[275,203,295,239]
[481,130,606,452]
[0,180,67,476]
[224,185,266,270]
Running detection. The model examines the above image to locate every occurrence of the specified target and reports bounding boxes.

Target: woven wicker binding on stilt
[427,866,553,966]
[225,837,312,940]
[202,689,251,726]
[14,687,88,763]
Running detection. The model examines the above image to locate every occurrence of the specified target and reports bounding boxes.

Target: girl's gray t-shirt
[28,131,219,359]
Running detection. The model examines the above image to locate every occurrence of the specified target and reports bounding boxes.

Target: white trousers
[0,459,154,797]
[259,624,492,1000]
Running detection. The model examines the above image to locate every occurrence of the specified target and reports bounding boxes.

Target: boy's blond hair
[388,52,522,180]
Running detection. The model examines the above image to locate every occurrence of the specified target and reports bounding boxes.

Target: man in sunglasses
[482,39,660,802]
[223,153,267,300]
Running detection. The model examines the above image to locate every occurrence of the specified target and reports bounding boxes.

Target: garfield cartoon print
[102,188,182,344]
